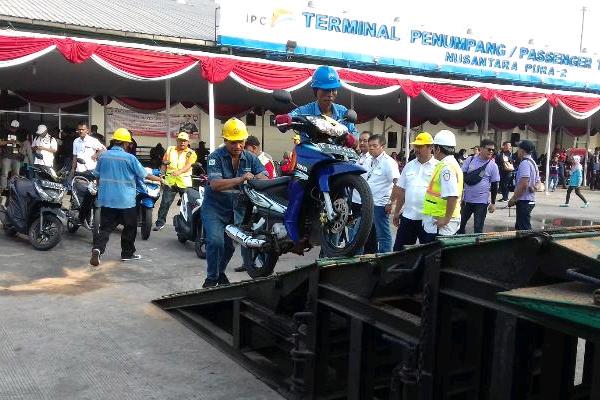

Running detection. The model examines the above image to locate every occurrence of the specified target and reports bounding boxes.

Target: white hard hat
[36,124,47,135]
[433,130,456,147]
[10,120,19,128]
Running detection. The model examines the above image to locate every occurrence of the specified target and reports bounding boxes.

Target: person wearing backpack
[457,139,500,234]
[508,140,541,230]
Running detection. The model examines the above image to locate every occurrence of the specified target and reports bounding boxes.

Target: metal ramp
[154,227,600,400]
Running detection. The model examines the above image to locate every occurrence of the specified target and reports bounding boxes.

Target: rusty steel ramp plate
[498,282,600,330]
[554,235,600,266]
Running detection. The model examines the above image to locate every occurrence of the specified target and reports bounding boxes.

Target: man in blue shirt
[90,128,163,268]
[201,118,267,288]
[290,66,358,142]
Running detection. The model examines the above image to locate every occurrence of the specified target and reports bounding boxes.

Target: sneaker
[234,265,246,272]
[217,274,230,285]
[121,254,142,261]
[90,249,101,267]
[202,278,218,288]
[559,204,569,207]
[581,203,590,208]
[153,223,165,231]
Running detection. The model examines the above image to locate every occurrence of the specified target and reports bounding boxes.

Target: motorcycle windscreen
[6,179,38,232]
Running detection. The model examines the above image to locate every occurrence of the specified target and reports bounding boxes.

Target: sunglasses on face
[485,147,495,153]
[319,89,338,94]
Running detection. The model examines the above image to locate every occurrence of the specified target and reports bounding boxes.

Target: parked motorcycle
[225,90,373,278]
[137,167,162,240]
[0,163,66,250]
[173,165,208,258]
[65,158,99,238]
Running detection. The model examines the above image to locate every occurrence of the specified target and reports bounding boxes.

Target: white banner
[217,0,600,90]
[106,107,201,138]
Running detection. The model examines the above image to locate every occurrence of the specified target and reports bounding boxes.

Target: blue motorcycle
[136,168,162,240]
[225,90,373,278]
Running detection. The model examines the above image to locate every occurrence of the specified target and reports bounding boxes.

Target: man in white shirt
[391,132,438,250]
[31,124,58,167]
[71,121,105,175]
[349,131,376,247]
[362,134,400,253]
[421,130,464,241]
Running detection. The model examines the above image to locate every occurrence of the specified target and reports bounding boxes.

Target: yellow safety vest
[422,159,463,218]
[165,146,196,188]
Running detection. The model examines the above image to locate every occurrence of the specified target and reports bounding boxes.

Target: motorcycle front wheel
[320,174,373,258]
[29,214,63,250]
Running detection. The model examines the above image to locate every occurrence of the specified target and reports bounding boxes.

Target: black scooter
[0,161,66,250]
[65,158,99,239]
[173,164,208,258]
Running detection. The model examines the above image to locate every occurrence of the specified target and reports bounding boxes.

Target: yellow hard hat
[177,131,190,141]
[410,131,434,146]
[113,128,132,143]
[222,118,249,141]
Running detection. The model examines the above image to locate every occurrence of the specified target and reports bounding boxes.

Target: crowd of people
[0,67,595,289]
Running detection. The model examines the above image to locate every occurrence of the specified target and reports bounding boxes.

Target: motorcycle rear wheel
[320,174,373,258]
[245,250,278,279]
[29,214,63,250]
[194,223,206,259]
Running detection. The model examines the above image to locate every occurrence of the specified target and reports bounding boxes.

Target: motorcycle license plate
[40,180,64,190]
[315,143,358,160]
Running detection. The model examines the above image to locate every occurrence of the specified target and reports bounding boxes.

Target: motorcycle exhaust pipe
[225,225,266,248]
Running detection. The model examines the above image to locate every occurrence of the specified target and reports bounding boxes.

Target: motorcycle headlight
[307,116,348,137]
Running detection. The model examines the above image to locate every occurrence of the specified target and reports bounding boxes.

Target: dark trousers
[515,201,535,231]
[393,215,433,251]
[566,186,587,204]
[79,191,95,224]
[93,207,137,257]
[499,173,511,201]
[156,186,185,226]
[458,202,488,234]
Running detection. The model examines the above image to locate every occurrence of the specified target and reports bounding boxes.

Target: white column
[261,111,265,151]
[208,82,216,152]
[405,96,411,162]
[584,117,592,186]
[88,98,92,126]
[165,79,171,148]
[58,107,62,131]
[350,92,355,110]
[545,105,554,195]
[484,101,490,136]
[103,96,108,145]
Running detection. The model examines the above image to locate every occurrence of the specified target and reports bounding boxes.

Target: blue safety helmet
[311,66,341,90]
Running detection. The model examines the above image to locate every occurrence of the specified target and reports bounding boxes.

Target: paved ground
[0,188,599,399]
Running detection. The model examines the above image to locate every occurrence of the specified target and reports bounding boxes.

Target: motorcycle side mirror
[344,109,358,124]
[34,153,43,160]
[273,90,293,104]
[76,158,86,164]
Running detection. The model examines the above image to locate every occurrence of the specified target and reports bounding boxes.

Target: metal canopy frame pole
[103,95,108,145]
[261,110,265,151]
[166,79,171,148]
[350,91,355,110]
[484,101,490,139]
[58,107,62,131]
[545,105,554,195]
[584,118,591,187]
[405,96,411,162]
[208,82,216,152]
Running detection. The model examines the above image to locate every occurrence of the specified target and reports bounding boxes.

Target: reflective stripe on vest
[422,159,463,218]
[166,146,193,187]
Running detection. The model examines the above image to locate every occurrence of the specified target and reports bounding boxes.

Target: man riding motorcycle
[277,66,358,251]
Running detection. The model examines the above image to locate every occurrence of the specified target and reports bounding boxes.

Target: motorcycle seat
[247,176,291,190]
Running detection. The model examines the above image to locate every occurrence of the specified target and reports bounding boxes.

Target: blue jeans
[201,209,235,281]
[515,201,535,231]
[458,202,488,234]
[549,175,558,191]
[372,205,392,253]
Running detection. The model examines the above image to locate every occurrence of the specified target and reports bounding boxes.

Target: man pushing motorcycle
[201,118,267,288]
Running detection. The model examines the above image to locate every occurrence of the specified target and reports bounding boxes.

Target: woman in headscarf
[560,155,589,208]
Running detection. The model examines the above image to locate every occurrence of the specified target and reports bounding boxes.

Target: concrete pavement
[0,187,599,399]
